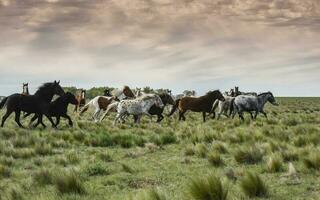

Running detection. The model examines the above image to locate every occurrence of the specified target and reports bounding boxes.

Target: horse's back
[179,96,211,112]
[234,95,258,110]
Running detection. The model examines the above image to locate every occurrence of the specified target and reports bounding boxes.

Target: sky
[0,0,319,96]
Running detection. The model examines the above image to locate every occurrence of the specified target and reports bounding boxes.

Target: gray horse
[232,92,278,121]
[211,95,235,119]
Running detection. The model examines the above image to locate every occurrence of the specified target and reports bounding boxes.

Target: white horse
[112,94,163,125]
[232,92,278,121]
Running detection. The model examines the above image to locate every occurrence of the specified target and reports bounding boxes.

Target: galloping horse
[0,81,65,128]
[113,94,163,125]
[231,92,278,121]
[29,92,78,128]
[74,89,86,112]
[80,96,116,122]
[22,83,29,96]
[178,90,225,122]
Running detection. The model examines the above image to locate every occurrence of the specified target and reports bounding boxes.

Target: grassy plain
[0,97,319,200]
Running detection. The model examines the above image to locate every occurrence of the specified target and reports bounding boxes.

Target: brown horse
[74,89,86,112]
[178,90,225,122]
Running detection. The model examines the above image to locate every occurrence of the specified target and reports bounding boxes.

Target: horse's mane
[258,91,272,96]
[34,82,54,96]
[140,94,156,101]
[202,90,220,98]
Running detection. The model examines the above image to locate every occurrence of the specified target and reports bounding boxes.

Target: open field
[0,97,319,200]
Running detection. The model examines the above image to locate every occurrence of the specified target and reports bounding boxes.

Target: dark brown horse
[74,89,86,112]
[178,90,225,122]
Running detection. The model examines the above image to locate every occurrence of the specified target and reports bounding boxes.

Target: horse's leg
[239,112,244,121]
[157,114,164,123]
[250,112,254,119]
[261,110,268,118]
[56,116,61,127]
[14,111,24,128]
[29,114,38,128]
[1,110,13,127]
[93,109,100,122]
[45,115,56,128]
[62,114,73,127]
[202,112,206,122]
[74,105,78,112]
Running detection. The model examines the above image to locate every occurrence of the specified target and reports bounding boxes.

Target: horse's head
[65,92,78,105]
[154,95,164,108]
[208,90,225,102]
[160,93,175,105]
[81,89,86,98]
[266,92,278,106]
[104,88,111,97]
[53,80,65,96]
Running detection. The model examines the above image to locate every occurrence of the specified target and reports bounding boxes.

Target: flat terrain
[0,97,319,200]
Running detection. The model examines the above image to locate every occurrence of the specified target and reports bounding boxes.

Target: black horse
[0,81,65,128]
[134,93,175,123]
[28,92,78,128]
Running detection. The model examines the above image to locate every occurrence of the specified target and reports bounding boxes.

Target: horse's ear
[57,80,60,84]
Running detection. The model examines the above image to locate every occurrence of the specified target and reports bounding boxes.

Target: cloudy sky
[0,0,319,96]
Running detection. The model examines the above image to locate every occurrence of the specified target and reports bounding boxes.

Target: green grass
[0,97,319,199]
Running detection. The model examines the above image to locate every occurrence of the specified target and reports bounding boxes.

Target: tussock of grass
[212,142,228,154]
[187,175,228,200]
[281,150,299,162]
[234,147,263,164]
[86,162,109,176]
[33,168,54,185]
[0,164,12,178]
[54,170,86,195]
[303,153,320,170]
[208,152,224,167]
[98,152,113,162]
[184,145,195,156]
[122,163,135,174]
[34,143,52,156]
[195,143,208,158]
[240,172,268,198]
[267,155,283,173]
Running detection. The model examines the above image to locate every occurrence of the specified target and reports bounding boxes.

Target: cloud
[0,0,319,96]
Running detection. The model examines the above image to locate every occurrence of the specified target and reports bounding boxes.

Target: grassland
[0,97,319,200]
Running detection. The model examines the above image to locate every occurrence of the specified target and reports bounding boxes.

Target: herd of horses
[0,81,278,129]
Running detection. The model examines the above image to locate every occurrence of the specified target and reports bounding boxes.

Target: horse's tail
[229,98,236,116]
[168,99,180,116]
[0,97,8,109]
[79,99,93,115]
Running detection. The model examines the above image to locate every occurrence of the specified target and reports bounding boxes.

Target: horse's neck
[257,95,268,107]
[35,90,54,102]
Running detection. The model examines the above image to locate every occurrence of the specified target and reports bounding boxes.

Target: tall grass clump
[212,142,228,154]
[54,170,86,195]
[86,162,109,176]
[207,152,224,167]
[195,143,208,158]
[187,175,228,200]
[240,172,268,198]
[266,155,283,173]
[33,168,54,185]
[234,147,264,164]
[0,164,12,178]
[303,153,320,170]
